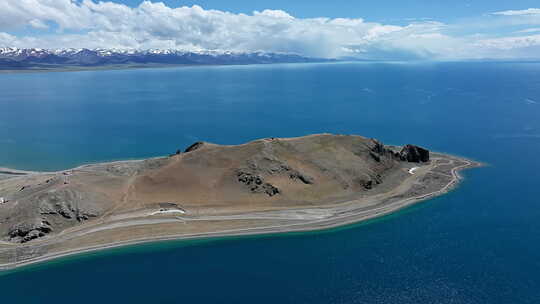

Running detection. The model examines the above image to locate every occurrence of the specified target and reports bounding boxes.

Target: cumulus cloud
[1,1,540,60]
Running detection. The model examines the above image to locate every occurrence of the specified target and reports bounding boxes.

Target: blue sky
[2,0,540,60]
[116,0,540,22]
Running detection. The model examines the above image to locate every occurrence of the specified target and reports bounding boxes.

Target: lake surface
[1,62,540,303]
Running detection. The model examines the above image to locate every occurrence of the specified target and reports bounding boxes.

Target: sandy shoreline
[0,157,481,272]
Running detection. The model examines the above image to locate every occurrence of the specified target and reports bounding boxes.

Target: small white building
[0,197,5,204]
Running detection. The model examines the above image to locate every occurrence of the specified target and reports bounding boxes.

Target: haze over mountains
[0,48,324,69]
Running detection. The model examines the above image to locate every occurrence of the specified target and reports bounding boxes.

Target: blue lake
[1,62,540,303]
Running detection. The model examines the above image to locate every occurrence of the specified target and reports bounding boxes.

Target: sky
[116,0,540,23]
[2,0,540,60]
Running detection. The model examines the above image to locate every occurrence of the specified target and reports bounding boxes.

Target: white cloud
[0,0,422,58]
[0,32,17,45]
[492,8,540,16]
[254,9,294,19]
[475,34,540,50]
[515,28,540,33]
[1,1,540,60]
[28,19,49,29]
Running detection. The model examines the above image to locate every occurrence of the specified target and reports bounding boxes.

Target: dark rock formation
[368,139,395,163]
[169,149,182,157]
[369,151,381,162]
[370,139,387,154]
[184,142,205,153]
[358,173,382,190]
[261,184,280,197]
[236,171,280,197]
[38,191,98,222]
[363,180,374,190]
[399,145,430,163]
[236,152,314,196]
[289,171,314,185]
[75,211,97,222]
[8,220,52,243]
[245,156,315,185]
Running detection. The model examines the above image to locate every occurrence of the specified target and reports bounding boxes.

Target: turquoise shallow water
[1,62,540,303]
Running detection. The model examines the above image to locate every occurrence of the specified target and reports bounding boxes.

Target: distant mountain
[0,48,330,70]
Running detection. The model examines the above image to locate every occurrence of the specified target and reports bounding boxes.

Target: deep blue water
[1,62,540,303]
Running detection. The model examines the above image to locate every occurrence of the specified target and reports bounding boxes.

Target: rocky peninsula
[0,134,480,270]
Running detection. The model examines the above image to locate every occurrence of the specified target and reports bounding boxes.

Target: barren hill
[0,134,476,268]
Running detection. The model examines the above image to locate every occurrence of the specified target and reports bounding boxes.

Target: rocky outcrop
[369,151,382,162]
[245,152,315,184]
[75,211,98,222]
[369,139,430,163]
[169,149,182,157]
[184,142,205,153]
[399,145,430,163]
[8,220,53,243]
[234,144,316,196]
[289,171,314,185]
[40,204,97,222]
[368,139,396,163]
[359,173,383,190]
[38,190,98,222]
[370,139,387,155]
[363,180,374,190]
[237,171,280,197]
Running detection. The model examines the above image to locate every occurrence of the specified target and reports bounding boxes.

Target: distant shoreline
[0,60,340,75]
[4,60,540,75]
[0,63,266,74]
[0,152,482,272]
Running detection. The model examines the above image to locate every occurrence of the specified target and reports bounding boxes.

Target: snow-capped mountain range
[0,48,324,69]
